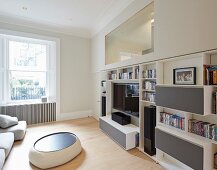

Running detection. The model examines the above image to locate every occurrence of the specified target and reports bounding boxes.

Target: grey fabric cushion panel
[0,149,5,170]
[0,132,14,157]
[0,115,18,129]
[0,121,27,141]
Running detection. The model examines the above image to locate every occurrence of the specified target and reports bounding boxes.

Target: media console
[99,116,139,150]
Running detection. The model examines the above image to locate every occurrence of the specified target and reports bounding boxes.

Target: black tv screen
[113,83,139,117]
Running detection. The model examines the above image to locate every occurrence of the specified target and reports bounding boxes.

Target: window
[0,34,56,104]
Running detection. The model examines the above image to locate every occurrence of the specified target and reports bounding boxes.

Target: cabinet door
[155,128,203,170]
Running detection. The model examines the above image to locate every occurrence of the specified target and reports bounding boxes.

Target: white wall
[90,0,217,118]
[155,0,217,59]
[0,22,92,117]
[90,0,153,118]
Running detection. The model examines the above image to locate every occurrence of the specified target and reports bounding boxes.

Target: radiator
[0,102,56,125]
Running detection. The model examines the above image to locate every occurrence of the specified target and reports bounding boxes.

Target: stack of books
[142,69,156,78]
[143,92,155,102]
[203,65,217,85]
[160,112,185,130]
[143,80,156,90]
[188,119,217,141]
[119,72,133,79]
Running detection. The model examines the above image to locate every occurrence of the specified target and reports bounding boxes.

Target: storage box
[112,112,131,125]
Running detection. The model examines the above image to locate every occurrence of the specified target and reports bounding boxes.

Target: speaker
[144,105,156,156]
[101,96,106,117]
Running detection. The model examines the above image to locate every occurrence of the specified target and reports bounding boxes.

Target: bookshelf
[155,51,217,170]
[102,50,217,170]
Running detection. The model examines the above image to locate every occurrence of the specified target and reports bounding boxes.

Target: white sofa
[0,121,27,141]
[0,120,27,170]
[0,150,5,170]
[0,132,14,170]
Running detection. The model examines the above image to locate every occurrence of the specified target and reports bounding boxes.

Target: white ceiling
[0,0,135,38]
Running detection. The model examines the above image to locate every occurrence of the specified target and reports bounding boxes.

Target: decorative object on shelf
[160,112,185,130]
[173,67,196,85]
[108,71,117,80]
[41,96,47,103]
[204,65,217,85]
[188,119,217,141]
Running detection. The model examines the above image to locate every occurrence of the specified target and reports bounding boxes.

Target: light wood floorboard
[3,117,163,170]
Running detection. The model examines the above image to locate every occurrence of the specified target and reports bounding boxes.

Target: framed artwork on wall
[173,67,196,85]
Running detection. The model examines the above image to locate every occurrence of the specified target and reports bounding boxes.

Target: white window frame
[0,34,57,105]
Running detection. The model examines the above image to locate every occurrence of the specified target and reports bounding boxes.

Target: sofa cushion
[0,132,14,157]
[0,121,26,141]
[0,115,18,129]
[0,149,5,170]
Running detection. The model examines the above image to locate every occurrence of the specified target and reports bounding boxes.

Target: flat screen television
[113,83,139,117]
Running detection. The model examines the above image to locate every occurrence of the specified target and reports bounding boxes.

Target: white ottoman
[29,132,82,169]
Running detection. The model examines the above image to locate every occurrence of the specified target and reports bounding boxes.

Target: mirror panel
[105,2,154,65]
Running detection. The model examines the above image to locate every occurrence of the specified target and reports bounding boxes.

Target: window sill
[0,100,56,107]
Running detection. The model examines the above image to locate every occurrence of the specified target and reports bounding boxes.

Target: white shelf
[100,115,139,134]
[157,124,216,147]
[157,157,193,170]
[141,78,157,80]
[108,79,139,83]
[157,122,185,132]
[140,100,155,105]
[156,84,204,88]
[141,89,155,92]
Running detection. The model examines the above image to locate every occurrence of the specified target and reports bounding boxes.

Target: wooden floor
[3,117,163,170]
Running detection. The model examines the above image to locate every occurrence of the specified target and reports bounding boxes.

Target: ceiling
[0,0,135,38]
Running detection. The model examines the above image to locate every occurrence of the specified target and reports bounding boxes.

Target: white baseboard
[57,110,93,121]
[92,113,99,121]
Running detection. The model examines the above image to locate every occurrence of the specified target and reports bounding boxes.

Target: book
[203,65,217,85]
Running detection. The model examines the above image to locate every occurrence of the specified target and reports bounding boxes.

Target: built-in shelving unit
[101,50,217,170]
[155,51,217,170]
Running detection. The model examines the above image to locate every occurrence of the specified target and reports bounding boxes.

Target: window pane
[0,71,3,103]
[9,71,46,101]
[9,41,46,70]
[0,38,3,69]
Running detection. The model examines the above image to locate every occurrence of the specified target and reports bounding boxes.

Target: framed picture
[173,67,196,85]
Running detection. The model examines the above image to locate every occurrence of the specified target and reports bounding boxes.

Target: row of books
[142,69,156,79]
[143,80,156,91]
[213,91,217,114]
[108,73,117,80]
[188,119,217,141]
[204,65,217,85]
[160,112,185,130]
[119,72,133,80]
[135,68,139,79]
[142,92,155,102]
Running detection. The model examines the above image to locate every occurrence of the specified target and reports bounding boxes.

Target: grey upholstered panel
[156,86,204,115]
[99,118,126,149]
[155,129,203,170]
